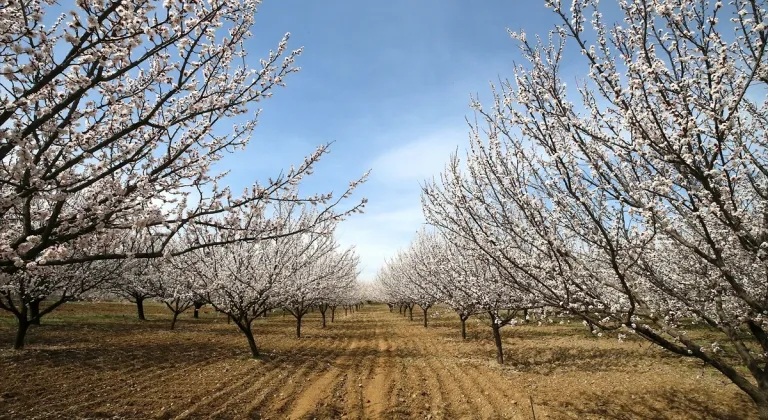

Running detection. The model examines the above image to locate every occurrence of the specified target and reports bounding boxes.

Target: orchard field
[3,0,768,418]
[0,303,755,420]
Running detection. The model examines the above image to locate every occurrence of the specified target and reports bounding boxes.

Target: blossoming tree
[277,231,359,337]
[423,0,768,414]
[0,254,125,349]
[0,0,368,350]
[0,0,366,271]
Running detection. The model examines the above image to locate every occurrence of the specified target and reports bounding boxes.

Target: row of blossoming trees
[0,0,367,358]
[378,0,768,417]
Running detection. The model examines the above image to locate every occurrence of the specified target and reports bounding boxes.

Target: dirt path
[0,302,758,419]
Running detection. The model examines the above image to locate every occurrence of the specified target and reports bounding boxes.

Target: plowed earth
[0,303,757,419]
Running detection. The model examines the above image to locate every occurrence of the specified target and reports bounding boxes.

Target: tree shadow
[544,386,755,419]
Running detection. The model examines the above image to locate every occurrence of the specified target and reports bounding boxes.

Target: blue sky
[216,0,561,281]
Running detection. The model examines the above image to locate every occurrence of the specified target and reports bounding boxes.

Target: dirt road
[0,303,756,419]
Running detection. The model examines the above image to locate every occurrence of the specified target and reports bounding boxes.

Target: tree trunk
[170,312,179,330]
[423,307,429,328]
[193,301,203,319]
[523,308,529,323]
[29,300,41,325]
[14,316,30,349]
[136,298,146,321]
[331,307,336,322]
[320,310,327,328]
[236,322,259,358]
[345,307,348,316]
[408,305,413,321]
[491,321,504,364]
[245,330,259,358]
[461,316,467,340]
[296,315,303,338]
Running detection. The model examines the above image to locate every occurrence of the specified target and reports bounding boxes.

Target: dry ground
[0,302,757,419]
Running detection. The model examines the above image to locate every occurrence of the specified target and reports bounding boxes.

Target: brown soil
[0,303,757,419]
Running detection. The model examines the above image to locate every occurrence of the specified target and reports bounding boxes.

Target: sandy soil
[0,303,757,419]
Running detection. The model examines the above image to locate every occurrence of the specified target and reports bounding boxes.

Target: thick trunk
[170,312,179,330]
[522,308,529,323]
[14,316,30,349]
[136,298,146,321]
[491,322,504,364]
[320,310,327,328]
[193,301,203,319]
[29,300,41,325]
[423,307,429,328]
[408,306,413,321]
[331,307,336,322]
[296,315,303,338]
[461,316,467,340]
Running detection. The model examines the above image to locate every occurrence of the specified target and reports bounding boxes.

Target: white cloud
[370,129,466,183]
[336,206,425,282]
[337,128,467,282]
